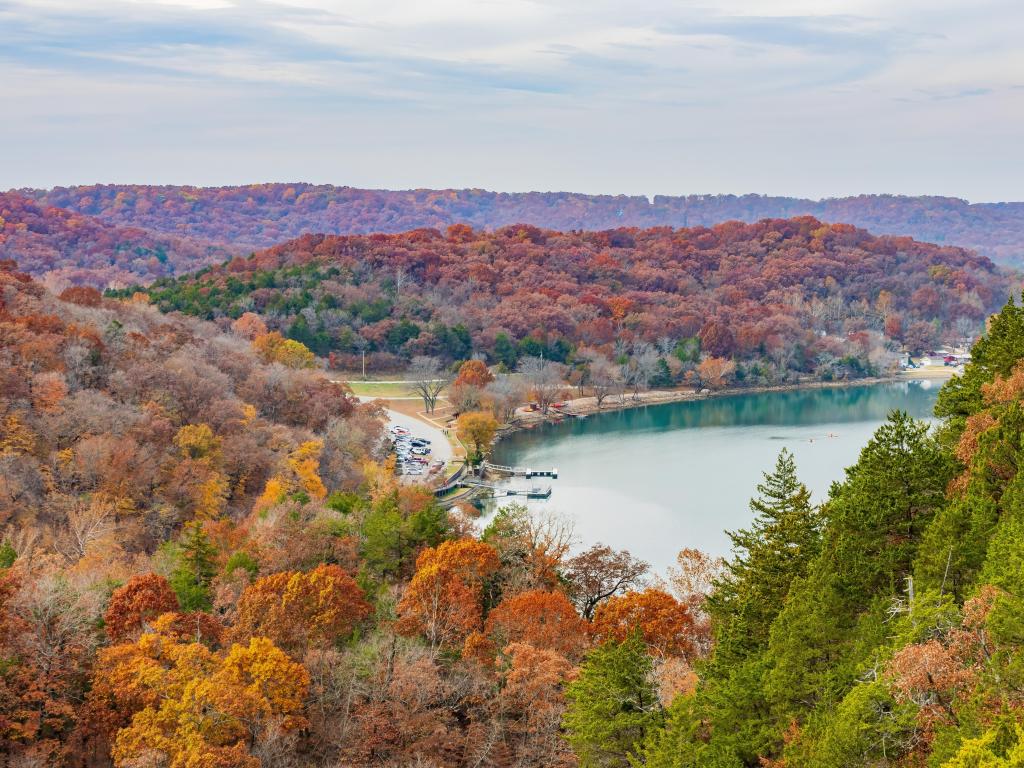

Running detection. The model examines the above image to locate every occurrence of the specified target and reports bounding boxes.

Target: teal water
[489,380,941,574]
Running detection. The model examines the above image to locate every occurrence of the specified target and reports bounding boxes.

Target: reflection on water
[488,381,939,575]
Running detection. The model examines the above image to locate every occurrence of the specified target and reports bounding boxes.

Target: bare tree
[485,375,528,423]
[517,357,565,414]
[627,342,659,400]
[407,356,451,414]
[563,544,649,620]
[589,353,623,409]
[394,265,408,302]
[954,316,977,347]
[656,336,676,358]
[56,494,116,562]
[572,346,601,397]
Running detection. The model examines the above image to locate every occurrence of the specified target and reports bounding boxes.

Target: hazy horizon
[8,181,1024,207]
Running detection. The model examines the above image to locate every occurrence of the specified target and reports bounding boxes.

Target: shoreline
[497,368,955,438]
[353,368,956,486]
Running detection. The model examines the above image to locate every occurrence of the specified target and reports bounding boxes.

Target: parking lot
[383,408,454,482]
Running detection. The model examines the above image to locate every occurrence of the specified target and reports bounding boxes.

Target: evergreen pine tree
[708,448,821,663]
[936,293,1024,423]
[765,412,954,726]
[563,634,662,768]
[169,520,217,611]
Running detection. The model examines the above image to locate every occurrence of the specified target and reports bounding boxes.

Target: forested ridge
[24,183,1024,265]
[4,257,1024,766]
[0,192,230,288]
[9,184,1024,291]
[125,218,1008,384]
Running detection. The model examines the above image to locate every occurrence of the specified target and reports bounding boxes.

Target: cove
[488,380,941,574]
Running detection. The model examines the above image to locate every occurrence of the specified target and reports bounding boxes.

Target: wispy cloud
[0,0,1022,200]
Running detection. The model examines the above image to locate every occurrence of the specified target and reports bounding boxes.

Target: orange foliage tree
[397,539,501,650]
[232,311,268,340]
[454,359,494,389]
[591,588,697,659]
[232,564,372,655]
[479,589,588,660]
[696,356,736,390]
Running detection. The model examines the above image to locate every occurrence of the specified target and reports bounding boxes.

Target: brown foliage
[563,544,649,620]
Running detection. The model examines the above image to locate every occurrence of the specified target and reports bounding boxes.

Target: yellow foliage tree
[362,457,398,505]
[255,440,328,511]
[255,477,288,513]
[252,331,316,369]
[288,440,327,501]
[0,413,35,455]
[174,423,221,461]
[173,424,229,519]
[456,410,499,464]
[101,631,309,768]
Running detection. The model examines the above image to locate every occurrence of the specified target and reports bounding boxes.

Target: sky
[2,0,1022,201]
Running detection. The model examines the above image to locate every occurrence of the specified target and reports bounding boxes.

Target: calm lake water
[489,380,941,575]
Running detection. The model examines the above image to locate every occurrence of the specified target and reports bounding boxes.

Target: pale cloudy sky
[2,0,1022,200]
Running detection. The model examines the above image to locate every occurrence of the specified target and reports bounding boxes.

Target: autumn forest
[5,185,1024,290]
[3,176,1024,768]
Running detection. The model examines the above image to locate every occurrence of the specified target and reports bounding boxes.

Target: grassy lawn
[343,380,421,398]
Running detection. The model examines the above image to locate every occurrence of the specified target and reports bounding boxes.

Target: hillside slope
[25,183,1024,265]
[635,297,1024,768]
[0,191,231,288]
[0,260,379,540]
[127,218,1010,381]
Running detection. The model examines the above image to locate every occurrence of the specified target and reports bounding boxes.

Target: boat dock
[482,462,558,479]
[460,478,552,499]
[433,462,558,507]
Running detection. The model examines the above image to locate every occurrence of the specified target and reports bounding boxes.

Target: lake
[488,380,942,575]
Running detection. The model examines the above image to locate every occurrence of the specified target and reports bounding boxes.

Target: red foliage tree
[104,573,179,642]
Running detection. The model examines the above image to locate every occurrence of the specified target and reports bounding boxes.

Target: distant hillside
[0,191,231,288]
[24,184,1024,266]
[124,217,1009,382]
